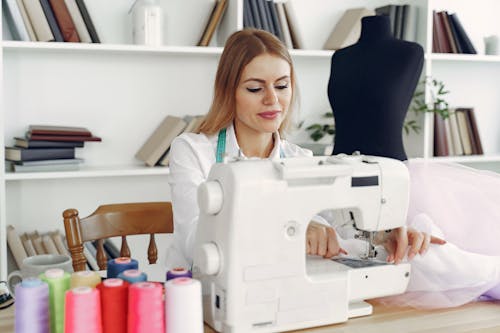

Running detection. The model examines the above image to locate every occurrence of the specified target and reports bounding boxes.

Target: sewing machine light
[198,181,224,215]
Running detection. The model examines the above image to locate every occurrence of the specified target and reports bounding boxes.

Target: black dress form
[328,15,424,161]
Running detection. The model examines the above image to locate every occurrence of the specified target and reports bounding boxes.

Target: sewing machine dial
[198,180,224,215]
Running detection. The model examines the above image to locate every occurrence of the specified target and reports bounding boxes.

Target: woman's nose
[263,88,278,105]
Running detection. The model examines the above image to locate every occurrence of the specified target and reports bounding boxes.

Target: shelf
[4,164,170,180]
[426,53,500,63]
[2,41,334,59]
[422,155,500,164]
[2,41,224,56]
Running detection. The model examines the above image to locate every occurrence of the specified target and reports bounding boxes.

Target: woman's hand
[379,226,446,264]
[306,222,347,257]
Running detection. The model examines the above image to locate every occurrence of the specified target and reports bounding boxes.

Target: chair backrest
[63,202,173,272]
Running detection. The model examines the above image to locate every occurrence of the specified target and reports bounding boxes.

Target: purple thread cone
[166,267,192,281]
[15,278,50,333]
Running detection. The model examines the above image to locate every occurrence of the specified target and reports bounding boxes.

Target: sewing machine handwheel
[198,181,224,215]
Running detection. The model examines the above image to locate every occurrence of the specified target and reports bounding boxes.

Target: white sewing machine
[193,154,411,333]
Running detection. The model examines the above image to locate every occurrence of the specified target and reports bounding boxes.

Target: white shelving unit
[1,0,499,279]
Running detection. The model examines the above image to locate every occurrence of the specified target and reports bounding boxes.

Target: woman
[165,29,438,274]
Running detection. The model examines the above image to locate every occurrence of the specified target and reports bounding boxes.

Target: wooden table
[2,299,500,333]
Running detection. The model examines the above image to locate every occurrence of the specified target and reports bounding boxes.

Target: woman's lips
[258,111,281,119]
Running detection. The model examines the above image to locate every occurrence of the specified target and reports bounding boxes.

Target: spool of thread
[15,278,50,333]
[128,282,164,333]
[97,279,129,333]
[64,286,102,333]
[39,268,71,333]
[70,271,102,289]
[117,269,148,284]
[166,267,192,281]
[107,257,138,278]
[165,277,203,333]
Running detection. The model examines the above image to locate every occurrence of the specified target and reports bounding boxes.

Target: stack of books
[5,124,102,172]
[432,11,476,54]
[135,115,205,167]
[241,0,303,49]
[374,4,419,42]
[6,224,119,271]
[3,0,99,43]
[433,108,483,157]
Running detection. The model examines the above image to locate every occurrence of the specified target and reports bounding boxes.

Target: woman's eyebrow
[242,75,290,83]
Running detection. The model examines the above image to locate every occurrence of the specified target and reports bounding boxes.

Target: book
[39,0,64,42]
[16,0,37,40]
[13,158,83,166]
[42,235,59,254]
[455,109,473,155]
[23,0,55,41]
[11,159,82,172]
[258,0,273,34]
[283,0,304,49]
[461,108,483,155]
[50,230,70,256]
[27,124,92,136]
[197,0,228,47]
[448,13,476,54]
[27,134,102,142]
[275,2,293,48]
[103,239,120,259]
[3,0,32,41]
[375,5,396,36]
[29,232,47,254]
[135,115,187,167]
[74,0,100,43]
[5,146,75,162]
[248,0,263,29]
[20,234,37,256]
[394,5,404,39]
[433,113,449,157]
[14,137,84,148]
[267,0,284,42]
[433,10,452,53]
[158,115,205,166]
[48,0,80,42]
[7,225,28,268]
[83,242,100,270]
[243,0,255,28]
[402,5,417,42]
[448,110,464,156]
[446,12,463,54]
[323,8,375,50]
[442,117,454,156]
[439,11,458,53]
[64,0,92,43]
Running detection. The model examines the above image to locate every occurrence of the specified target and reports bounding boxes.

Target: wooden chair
[63,202,174,272]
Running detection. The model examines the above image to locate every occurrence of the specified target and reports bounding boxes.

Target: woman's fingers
[430,235,447,245]
[407,228,424,260]
[393,227,408,264]
[419,233,431,255]
[306,222,345,257]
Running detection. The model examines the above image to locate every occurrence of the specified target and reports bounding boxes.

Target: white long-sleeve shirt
[165,124,312,269]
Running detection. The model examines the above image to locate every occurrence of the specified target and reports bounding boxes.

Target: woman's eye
[275,84,289,90]
[246,87,262,93]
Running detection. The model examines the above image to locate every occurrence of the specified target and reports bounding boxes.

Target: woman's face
[234,54,292,135]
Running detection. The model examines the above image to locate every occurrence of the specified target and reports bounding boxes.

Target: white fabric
[166,124,312,269]
[376,160,500,308]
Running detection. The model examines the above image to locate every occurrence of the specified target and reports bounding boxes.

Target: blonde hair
[198,29,297,137]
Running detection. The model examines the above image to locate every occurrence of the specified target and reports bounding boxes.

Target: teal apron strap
[216,128,226,163]
[217,128,284,161]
